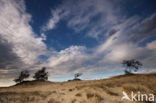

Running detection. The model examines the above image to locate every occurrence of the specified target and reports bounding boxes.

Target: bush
[33,67,48,81]
[14,70,29,83]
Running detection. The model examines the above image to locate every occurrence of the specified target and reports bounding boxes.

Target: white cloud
[97,40,156,71]
[0,0,47,67]
[41,33,46,40]
[47,46,92,75]
[147,40,156,50]
[96,32,120,54]
[48,46,85,66]
[43,4,156,75]
[127,13,156,43]
[42,10,60,31]
[92,14,156,71]
[42,0,123,38]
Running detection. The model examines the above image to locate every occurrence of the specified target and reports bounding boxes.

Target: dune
[0,73,156,103]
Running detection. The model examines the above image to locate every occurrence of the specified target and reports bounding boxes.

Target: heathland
[0,73,156,103]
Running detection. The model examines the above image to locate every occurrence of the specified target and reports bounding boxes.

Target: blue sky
[26,0,100,50]
[0,0,156,86]
[26,0,156,50]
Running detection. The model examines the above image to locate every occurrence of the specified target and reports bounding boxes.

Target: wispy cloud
[44,0,123,39]
[41,10,60,31]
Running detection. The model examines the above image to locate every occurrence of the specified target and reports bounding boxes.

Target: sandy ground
[0,73,156,103]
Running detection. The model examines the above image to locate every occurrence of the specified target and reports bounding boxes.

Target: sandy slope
[0,73,156,103]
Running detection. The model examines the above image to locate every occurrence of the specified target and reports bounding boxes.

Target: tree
[74,73,82,79]
[33,67,48,81]
[14,70,30,83]
[122,59,142,74]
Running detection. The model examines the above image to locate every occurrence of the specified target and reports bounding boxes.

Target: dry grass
[0,73,156,103]
[75,93,82,97]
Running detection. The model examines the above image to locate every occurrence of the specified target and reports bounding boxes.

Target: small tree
[14,70,30,83]
[74,73,82,79]
[122,59,142,74]
[33,67,48,81]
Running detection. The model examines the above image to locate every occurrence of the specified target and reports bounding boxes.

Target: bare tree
[33,67,48,81]
[14,70,30,83]
[122,59,142,74]
[74,73,82,79]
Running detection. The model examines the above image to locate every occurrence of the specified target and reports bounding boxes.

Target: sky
[0,0,156,87]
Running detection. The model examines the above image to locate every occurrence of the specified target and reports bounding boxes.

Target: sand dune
[0,73,156,103]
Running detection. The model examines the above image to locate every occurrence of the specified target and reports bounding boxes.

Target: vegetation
[86,92,94,99]
[1,73,156,103]
[13,59,143,84]
[74,73,82,79]
[14,70,30,83]
[33,67,48,81]
[75,93,81,97]
[122,59,142,74]
[14,67,49,85]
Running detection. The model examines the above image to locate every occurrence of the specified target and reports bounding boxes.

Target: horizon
[0,0,156,87]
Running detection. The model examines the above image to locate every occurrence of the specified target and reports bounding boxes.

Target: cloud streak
[42,10,60,31]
